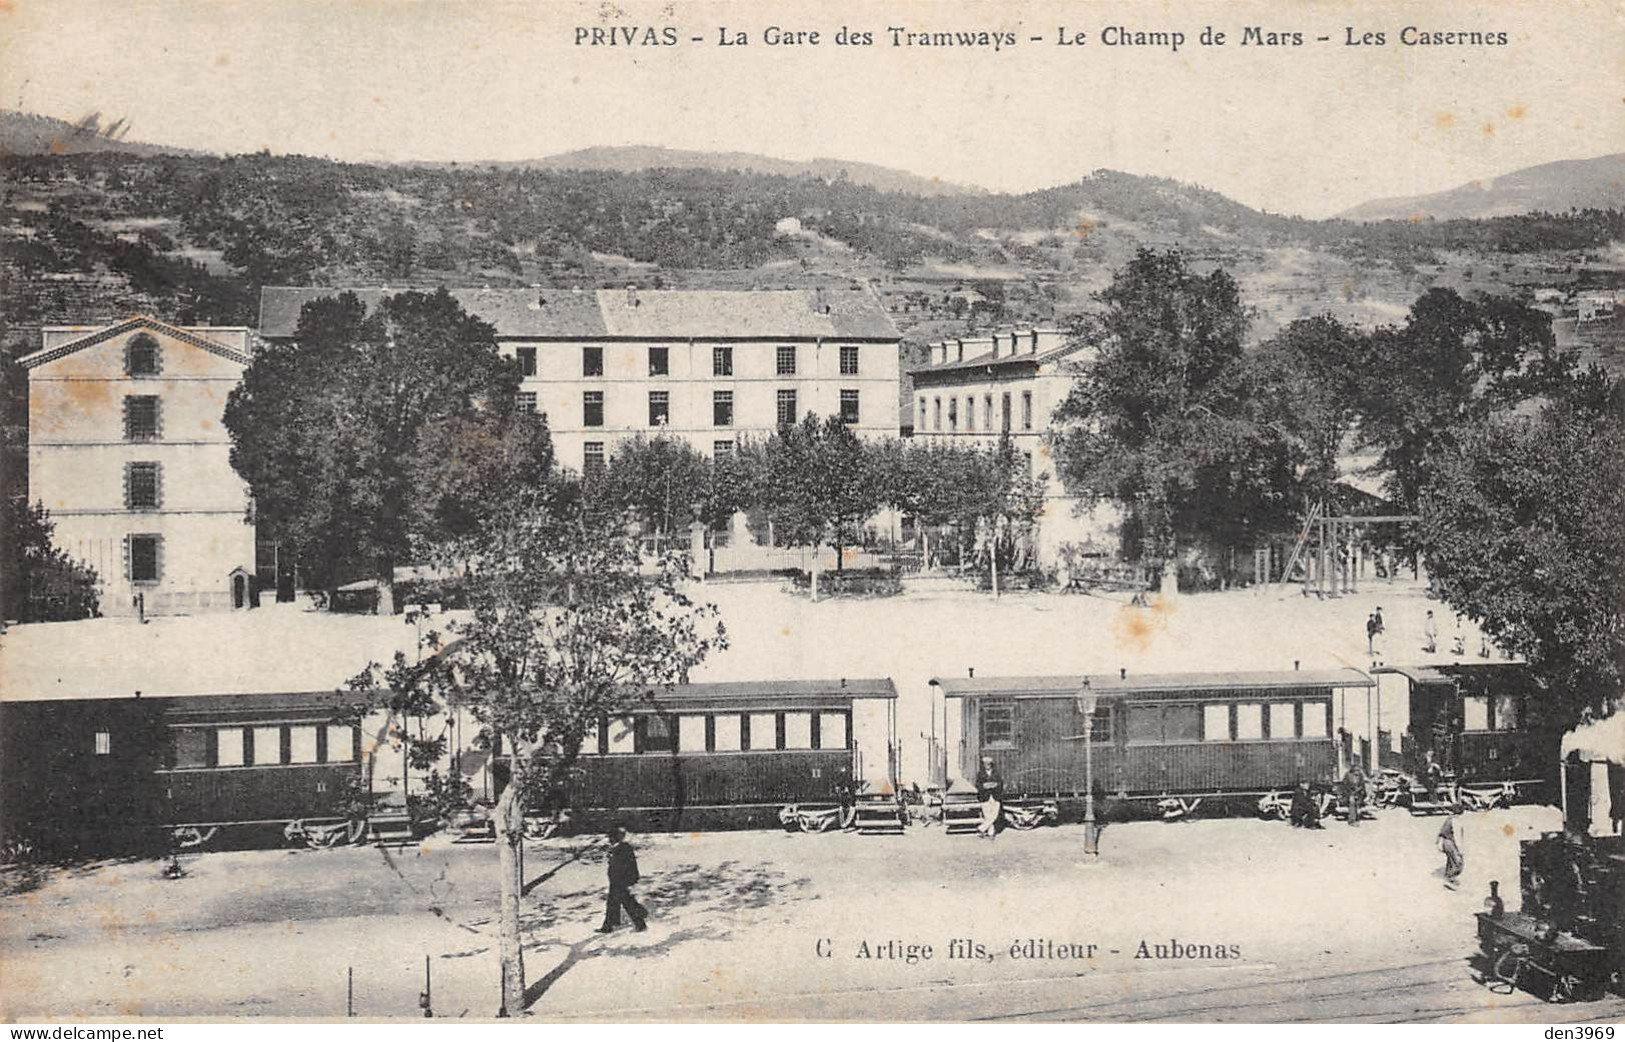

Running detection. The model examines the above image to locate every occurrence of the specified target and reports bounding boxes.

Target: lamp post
[1077,679,1099,857]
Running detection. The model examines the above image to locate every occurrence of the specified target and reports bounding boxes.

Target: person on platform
[1423,610,1439,654]
[596,826,648,933]
[1421,749,1445,803]
[1342,759,1368,826]
[975,755,1004,840]
[1438,805,1465,889]
[1289,781,1322,829]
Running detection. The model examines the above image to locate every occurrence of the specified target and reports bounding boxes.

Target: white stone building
[22,317,257,616]
[257,286,903,475]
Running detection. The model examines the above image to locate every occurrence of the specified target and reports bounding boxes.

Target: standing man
[975,754,1004,840]
[1438,805,1465,889]
[1423,610,1439,654]
[1342,758,1368,827]
[1366,613,1380,656]
[596,826,648,933]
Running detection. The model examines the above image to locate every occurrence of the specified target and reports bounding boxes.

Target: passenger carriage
[930,668,1375,819]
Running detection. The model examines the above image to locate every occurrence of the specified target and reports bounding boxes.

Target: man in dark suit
[596,826,648,933]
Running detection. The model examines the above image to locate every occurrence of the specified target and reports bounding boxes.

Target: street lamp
[1076,679,1099,857]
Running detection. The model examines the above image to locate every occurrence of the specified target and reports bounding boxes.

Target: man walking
[1423,610,1439,654]
[596,826,648,933]
[1438,805,1465,889]
[1342,759,1367,827]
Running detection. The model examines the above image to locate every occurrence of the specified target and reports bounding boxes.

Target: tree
[12,502,100,622]
[759,414,879,599]
[1416,381,1625,727]
[224,290,543,613]
[1049,249,1280,587]
[592,435,711,542]
[350,490,724,1015]
[1249,315,1367,504]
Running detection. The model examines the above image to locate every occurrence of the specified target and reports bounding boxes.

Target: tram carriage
[930,668,1374,816]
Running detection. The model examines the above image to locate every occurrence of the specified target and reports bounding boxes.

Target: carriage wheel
[1550,974,1582,1003]
[172,825,218,851]
[1007,814,1041,831]
[1492,947,1527,991]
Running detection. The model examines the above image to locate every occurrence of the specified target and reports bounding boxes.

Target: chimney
[968,667,976,678]
[815,287,830,314]
[955,339,964,362]
[839,677,847,689]
[626,283,639,307]
[1294,660,1300,671]
[1119,668,1127,680]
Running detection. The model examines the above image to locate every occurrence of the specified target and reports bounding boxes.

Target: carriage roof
[931,668,1373,699]
[1370,663,1536,693]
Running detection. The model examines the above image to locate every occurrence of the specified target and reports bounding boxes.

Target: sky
[3,0,1622,218]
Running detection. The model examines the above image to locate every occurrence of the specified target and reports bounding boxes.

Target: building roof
[257,287,900,341]
[931,668,1373,699]
[20,316,254,370]
[910,339,1091,381]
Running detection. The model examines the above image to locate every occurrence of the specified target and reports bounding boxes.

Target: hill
[1340,153,1625,222]
[488,145,983,198]
[0,110,206,159]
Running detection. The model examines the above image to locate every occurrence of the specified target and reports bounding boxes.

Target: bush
[790,568,903,598]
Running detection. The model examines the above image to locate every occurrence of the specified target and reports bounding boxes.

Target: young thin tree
[759,414,879,599]
[351,488,725,1015]
[225,289,531,613]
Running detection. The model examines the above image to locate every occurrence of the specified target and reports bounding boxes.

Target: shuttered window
[126,462,161,510]
[981,700,1014,748]
[127,534,161,583]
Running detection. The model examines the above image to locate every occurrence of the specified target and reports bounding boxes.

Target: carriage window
[1493,696,1519,731]
[1300,702,1328,738]
[289,726,319,764]
[981,700,1015,748]
[1165,705,1201,742]
[639,715,675,754]
[747,712,778,750]
[607,716,636,754]
[1235,703,1264,741]
[253,726,283,766]
[326,725,356,763]
[581,716,600,754]
[1269,702,1296,739]
[1202,704,1231,742]
[174,728,209,768]
[820,712,848,750]
[677,715,707,753]
[94,730,111,756]
[217,727,245,767]
[713,714,742,752]
[1463,696,1490,733]
[784,712,813,750]
[1126,706,1162,744]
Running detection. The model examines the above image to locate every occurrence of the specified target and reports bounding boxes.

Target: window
[124,395,160,441]
[713,390,734,426]
[94,730,111,756]
[582,346,603,377]
[918,398,927,432]
[747,712,778,751]
[217,727,245,767]
[126,462,160,510]
[1235,703,1264,741]
[713,346,733,377]
[840,389,860,425]
[713,714,742,752]
[253,726,282,766]
[1493,695,1519,731]
[1463,695,1490,732]
[677,715,707,753]
[984,394,994,430]
[1300,702,1328,738]
[1164,704,1201,742]
[1080,705,1111,743]
[783,712,813,750]
[776,389,798,427]
[125,334,159,376]
[516,347,537,377]
[583,442,605,480]
[933,397,942,430]
[607,716,636,754]
[1001,392,1012,433]
[840,344,860,375]
[820,712,848,750]
[1269,702,1296,739]
[981,700,1015,748]
[1127,706,1162,744]
[776,345,797,375]
[1203,704,1231,742]
[289,726,319,764]
[966,397,975,432]
[648,390,670,427]
[326,725,356,763]
[517,392,537,413]
[948,397,958,432]
[583,390,604,427]
[174,728,209,768]
[713,440,734,456]
[1022,391,1034,431]
[638,715,675,754]
[128,534,160,583]
[648,346,669,377]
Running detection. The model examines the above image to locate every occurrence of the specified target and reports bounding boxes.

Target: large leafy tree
[1417,379,1625,727]
[1248,315,1367,504]
[351,490,724,1015]
[591,435,711,541]
[224,289,547,612]
[1050,249,1286,584]
[759,414,879,599]
[12,502,100,622]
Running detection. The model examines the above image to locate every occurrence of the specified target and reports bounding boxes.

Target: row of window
[589,710,850,754]
[167,724,361,769]
[519,344,863,380]
[978,700,1332,748]
[920,391,1033,435]
[567,388,862,428]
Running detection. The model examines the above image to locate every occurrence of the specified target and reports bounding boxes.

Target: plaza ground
[4,803,1622,1022]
